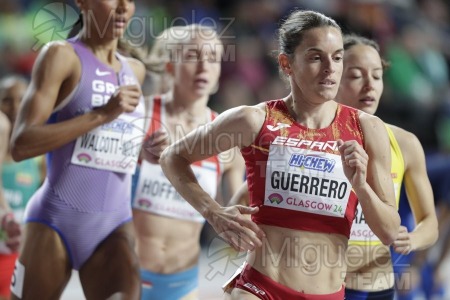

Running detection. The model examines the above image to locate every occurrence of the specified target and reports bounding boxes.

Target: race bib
[71,109,145,174]
[349,202,379,244]
[349,182,400,245]
[133,160,219,222]
[11,260,25,298]
[264,145,351,218]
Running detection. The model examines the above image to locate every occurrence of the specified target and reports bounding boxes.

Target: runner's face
[173,35,222,99]
[289,26,343,103]
[0,80,27,125]
[79,0,135,39]
[337,44,383,115]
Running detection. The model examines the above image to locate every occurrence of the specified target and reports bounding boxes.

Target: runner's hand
[206,205,265,252]
[99,85,142,122]
[337,139,368,189]
[1,213,21,252]
[392,226,412,255]
[142,128,171,164]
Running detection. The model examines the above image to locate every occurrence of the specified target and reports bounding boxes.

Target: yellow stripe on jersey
[386,125,405,208]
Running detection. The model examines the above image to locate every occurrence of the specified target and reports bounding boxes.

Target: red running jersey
[241,100,364,238]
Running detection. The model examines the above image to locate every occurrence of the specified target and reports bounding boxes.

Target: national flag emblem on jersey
[141,281,153,289]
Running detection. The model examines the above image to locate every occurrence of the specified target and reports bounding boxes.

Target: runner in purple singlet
[9,1,146,299]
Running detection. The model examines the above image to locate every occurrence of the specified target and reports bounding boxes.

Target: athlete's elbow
[428,218,439,247]
[142,148,161,164]
[10,140,29,162]
[379,230,398,246]
[160,147,191,177]
[10,129,31,161]
[159,148,168,165]
[380,218,401,246]
[159,147,174,175]
[430,230,439,247]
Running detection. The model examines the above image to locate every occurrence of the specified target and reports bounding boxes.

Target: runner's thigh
[10,223,72,300]
[79,222,140,300]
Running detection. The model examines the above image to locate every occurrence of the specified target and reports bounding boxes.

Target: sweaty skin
[337,42,437,291]
[132,27,245,300]
[160,26,399,299]
[9,0,146,299]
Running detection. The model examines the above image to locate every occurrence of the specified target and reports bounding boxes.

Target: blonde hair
[139,24,222,95]
[146,24,221,72]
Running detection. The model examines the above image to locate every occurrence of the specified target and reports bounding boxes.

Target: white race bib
[71,108,145,174]
[350,182,400,244]
[264,145,351,218]
[349,202,379,243]
[11,260,25,298]
[133,160,218,222]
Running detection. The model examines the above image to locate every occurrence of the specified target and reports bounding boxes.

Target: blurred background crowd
[0,0,449,299]
[1,0,449,151]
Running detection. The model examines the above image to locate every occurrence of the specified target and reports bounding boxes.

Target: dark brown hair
[343,34,390,70]
[278,10,341,58]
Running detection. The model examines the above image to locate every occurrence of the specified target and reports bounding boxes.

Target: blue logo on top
[101,119,134,133]
[289,154,335,172]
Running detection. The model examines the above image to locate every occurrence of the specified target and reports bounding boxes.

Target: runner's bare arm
[11,42,141,161]
[391,125,438,252]
[160,105,266,251]
[161,105,262,213]
[347,113,400,245]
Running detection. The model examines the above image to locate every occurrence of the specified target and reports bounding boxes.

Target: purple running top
[25,38,145,269]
